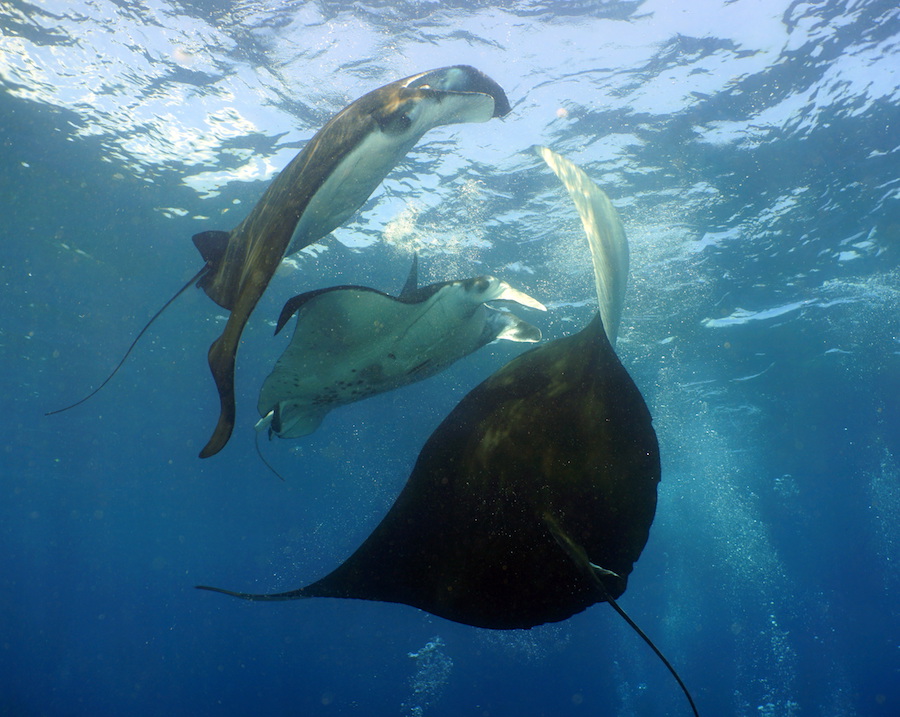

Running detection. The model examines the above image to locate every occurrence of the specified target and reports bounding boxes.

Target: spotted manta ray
[255,255,546,439]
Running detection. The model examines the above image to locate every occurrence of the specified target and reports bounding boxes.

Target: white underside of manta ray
[534,145,628,347]
[255,256,547,439]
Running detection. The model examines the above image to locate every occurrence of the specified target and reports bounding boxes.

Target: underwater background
[1,0,898,715]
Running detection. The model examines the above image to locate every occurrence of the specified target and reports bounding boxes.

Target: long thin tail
[545,515,699,716]
[45,265,209,416]
[254,430,286,481]
[596,575,700,717]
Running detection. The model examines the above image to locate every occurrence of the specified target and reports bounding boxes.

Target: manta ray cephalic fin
[487,309,542,343]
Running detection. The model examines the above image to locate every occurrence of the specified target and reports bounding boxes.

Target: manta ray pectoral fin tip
[195,585,308,602]
[490,281,546,312]
[195,585,262,600]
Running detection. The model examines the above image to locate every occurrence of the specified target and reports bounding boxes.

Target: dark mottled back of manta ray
[198,148,660,630]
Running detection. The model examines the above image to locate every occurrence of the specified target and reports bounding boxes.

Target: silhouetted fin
[199,330,239,458]
[195,585,306,601]
[45,265,209,416]
[400,254,419,297]
[192,230,232,310]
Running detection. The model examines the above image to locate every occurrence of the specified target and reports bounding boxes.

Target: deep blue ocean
[2,1,898,715]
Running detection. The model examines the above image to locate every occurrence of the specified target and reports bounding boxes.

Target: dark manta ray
[255,254,546,439]
[230,312,657,626]
[47,65,511,458]
[198,148,699,714]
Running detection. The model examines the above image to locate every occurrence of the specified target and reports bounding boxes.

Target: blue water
[2,1,898,715]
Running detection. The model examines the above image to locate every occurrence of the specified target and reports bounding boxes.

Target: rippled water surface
[2,1,898,715]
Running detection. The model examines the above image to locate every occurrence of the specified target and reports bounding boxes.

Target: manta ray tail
[253,429,286,482]
[600,581,701,717]
[45,265,210,416]
[545,515,700,717]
